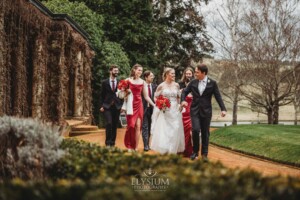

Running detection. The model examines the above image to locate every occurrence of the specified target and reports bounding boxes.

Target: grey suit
[181,78,226,156]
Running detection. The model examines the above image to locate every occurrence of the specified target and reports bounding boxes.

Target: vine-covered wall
[0,0,94,123]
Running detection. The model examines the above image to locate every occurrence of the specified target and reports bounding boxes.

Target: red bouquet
[156,95,171,113]
[117,79,129,90]
[117,79,130,99]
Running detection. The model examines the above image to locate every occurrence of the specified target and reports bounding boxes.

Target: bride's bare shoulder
[156,83,164,90]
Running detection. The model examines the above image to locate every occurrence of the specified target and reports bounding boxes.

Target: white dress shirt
[110,78,116,90]
[198,76,208,96]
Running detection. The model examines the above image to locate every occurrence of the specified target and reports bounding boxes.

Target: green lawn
[210,125,300,166]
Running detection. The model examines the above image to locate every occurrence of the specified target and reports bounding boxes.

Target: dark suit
[178,81,186,89]
[142,83,157,149]
[179,78,194,89]
[100,78,123,146]
[181,77,226,156]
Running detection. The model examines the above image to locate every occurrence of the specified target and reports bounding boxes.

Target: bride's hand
[178,105,183,112]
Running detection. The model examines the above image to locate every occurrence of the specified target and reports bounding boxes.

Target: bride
[150,68,185,154]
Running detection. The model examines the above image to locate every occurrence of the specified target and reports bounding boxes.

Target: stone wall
[0,0,94,123]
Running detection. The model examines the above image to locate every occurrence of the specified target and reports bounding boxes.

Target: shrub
[0,116,65,180]
[0,139,299,199]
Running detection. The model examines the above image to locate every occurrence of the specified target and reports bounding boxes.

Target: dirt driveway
[74,128,300,178]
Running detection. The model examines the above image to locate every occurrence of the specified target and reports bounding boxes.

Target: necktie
[112,80,115,91]
[148,84,151,98]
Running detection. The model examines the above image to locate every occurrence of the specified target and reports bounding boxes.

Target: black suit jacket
[142,83,157,112]
[100,79,123,110]
[181,78,226,118]
[178,81,186,89]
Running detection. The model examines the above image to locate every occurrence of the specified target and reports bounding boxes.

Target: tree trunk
[273,103,279,124]
[232,87,238,125]
[267,108,273,124]
[294,103,299,125]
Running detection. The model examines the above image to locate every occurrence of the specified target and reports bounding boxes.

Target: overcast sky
[199,0,300,59]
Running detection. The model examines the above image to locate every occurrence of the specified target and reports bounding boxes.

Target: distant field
[211,101,298,122]
[210,125,300,166]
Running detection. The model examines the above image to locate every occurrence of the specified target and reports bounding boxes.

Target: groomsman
[100,65,123,147]
[181,64,226,161]
[142,71,156,151]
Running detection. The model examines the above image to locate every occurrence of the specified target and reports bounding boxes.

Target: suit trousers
[191,114,211,156]
[142,107,153,149]
[104,105,120,146]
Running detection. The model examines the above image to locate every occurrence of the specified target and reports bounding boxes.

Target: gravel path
[73,128,300,178]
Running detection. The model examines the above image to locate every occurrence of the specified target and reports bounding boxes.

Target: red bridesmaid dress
[124,82,144,149]
[182,95,193,157]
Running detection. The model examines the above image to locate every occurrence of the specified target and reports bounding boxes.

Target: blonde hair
[130,63,143,79]
[162,67,174,80]
[180,67,194,82]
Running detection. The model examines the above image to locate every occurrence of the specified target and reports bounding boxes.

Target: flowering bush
[155,95,171,112]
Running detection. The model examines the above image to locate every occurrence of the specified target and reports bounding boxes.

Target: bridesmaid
[122,64,155,152]
[179,67,194,157]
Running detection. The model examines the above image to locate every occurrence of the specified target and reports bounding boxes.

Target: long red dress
[124,82,144,149]
[182,95,193,157]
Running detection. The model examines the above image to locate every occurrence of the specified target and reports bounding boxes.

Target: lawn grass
[210,125,300,166]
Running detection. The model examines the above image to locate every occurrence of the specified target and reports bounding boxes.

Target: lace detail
[154,82,179,100]
[162,89,178,102]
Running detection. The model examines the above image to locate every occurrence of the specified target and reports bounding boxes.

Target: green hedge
[0,139,299,200]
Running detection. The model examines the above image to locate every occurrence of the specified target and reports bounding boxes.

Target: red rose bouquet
[117,80,129,90]
[156,95,171,113]
[117,79,130,99]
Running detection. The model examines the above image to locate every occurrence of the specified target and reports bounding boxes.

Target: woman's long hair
[180,67,194,83]
[130,64,143,79]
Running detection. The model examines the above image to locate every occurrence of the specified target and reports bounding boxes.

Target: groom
[181,64,226,161]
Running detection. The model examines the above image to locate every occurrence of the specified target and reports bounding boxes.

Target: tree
[72,0,158,68]
[237,0,300,124]
[152,0,213,76]
[66,0,214,80]
[43,0,130,78]
[43,0,104,50]
[203,0,248,125]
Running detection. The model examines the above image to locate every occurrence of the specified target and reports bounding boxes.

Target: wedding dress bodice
[155,83,180,103]
[161,88,178,102]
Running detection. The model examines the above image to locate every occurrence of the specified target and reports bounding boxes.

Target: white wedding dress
[150,83,185,154]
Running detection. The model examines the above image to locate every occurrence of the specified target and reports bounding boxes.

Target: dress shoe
[144,147,150,151]
[190,153,198,160]
[202,155,209,162]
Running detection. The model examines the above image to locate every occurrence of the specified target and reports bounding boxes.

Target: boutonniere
[207,79,211,83]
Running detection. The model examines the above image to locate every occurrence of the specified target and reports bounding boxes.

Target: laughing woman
[150,67,185,154]
[122,64,155,152]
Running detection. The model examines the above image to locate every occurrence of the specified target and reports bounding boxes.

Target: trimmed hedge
[0,139,299,200]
